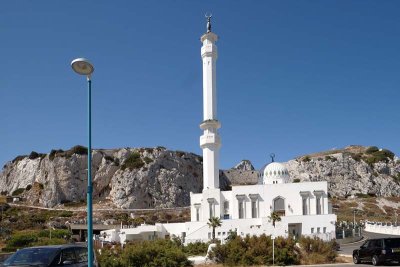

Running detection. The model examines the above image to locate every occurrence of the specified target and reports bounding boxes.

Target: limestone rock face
[285,149,400,197]
[223,146,400,198]
[233,160,255,171]
[0,147,203,208]
[1,145,399,208]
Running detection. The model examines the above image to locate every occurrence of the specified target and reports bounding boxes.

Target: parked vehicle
[1,244,97,267]
[353,237,400,266]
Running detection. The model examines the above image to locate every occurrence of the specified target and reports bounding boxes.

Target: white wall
[365,221,400,236]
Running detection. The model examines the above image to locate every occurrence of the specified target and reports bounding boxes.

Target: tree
[207,217,222,241]
[268,211,281,228]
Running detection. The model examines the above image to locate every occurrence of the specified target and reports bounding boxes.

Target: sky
[1,1,399,170]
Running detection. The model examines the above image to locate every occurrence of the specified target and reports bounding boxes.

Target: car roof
[19,244,87,250]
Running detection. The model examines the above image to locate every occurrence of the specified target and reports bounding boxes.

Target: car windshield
[385,239,400,248]
[2,247,59,266]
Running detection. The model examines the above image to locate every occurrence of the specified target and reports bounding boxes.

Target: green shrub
[350,153,362,162]
[98,239,192,267]
[70,145,88,155]
[29,151,39,160]
[298,237,337,264]
[49,149,64,161]
[5,231,38,250]
[12,188,25,196]
[302,156,311,162]
[366,146,379,154]
[25,184,32,191]
[38,229,71,239]
[325,156,337,162]
[183,241,209,256]
[121,152,144,170]
[363,149,395,165]
[293,178,301,183]
[176,151,185,157]
[143,157,153,164]
[210,234,299,266]
[104,155,114,162]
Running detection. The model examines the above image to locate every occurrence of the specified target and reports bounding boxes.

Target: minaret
[200,15,221,190]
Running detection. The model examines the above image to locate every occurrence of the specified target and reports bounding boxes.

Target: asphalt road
[339,230,399,256]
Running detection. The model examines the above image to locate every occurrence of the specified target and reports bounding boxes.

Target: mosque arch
[273,196,285,216]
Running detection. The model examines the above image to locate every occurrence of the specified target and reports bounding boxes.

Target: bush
[104,155,114,162]
[12,188,25,196]
[98,239,193,267]
[143,157,153,164]
[363,149,395,165]
[49,149,64,161]
[38,229,71,239]
[302,156,311,162]
[25,184,32,191]
[366,146,379,154]
[325,156,337,162]
[350,153,362,162]
[298,237,337,264]
[183,241,209,256]
[121,152,144,170]
[29,151,40,160]
[70,145,88,155]
[5,231,38,251]
[210,234,299,266]
[293,178,301,183]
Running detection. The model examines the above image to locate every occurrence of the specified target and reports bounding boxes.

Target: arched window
[273,197,285,216]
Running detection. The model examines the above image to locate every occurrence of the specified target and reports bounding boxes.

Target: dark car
[1,244,97,267]
[353,238,400,266]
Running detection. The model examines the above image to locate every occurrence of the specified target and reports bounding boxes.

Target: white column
[200,30,221,190]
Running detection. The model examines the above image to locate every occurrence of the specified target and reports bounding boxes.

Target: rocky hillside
[286,145,400,197]
[1,145,399,209]
[0,146,203,209]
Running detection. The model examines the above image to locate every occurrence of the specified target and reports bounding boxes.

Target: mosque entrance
[288,223,302,239]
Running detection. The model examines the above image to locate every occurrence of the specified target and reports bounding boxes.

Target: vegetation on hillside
[121,152,145,170]
[299,145,396,165]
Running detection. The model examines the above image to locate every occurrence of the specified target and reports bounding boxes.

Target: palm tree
[268,211,282,228]
[207,217,222,241]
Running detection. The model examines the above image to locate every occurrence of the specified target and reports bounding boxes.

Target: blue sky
[1,1,399,170]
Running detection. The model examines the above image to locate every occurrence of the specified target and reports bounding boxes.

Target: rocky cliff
[0,146,203,208]
[285,145,400,197]
[1,145,399,208]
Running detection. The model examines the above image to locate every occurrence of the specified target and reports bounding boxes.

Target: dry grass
[336,255,353,263]
[335,197,399,223]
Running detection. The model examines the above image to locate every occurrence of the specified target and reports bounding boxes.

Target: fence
[335,226,362,244]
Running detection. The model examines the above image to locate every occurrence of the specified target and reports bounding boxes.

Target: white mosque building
[101,18,337,244]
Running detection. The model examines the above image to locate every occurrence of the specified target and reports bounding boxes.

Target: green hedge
[210,235,337,266]
[98,239,192,267]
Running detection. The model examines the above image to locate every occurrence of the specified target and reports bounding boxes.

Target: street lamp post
[71,58,94,267]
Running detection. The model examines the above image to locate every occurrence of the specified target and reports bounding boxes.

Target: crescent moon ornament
[205,13,212,33]
[270,153,276,163]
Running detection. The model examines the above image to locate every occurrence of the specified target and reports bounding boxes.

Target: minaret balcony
[200,133,221,148]
[200,119,221,130]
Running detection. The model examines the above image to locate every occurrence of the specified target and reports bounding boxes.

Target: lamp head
[71,58,94,76]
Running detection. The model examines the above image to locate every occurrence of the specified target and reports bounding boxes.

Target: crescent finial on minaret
[205,13,212,33]
[270,153,276,163]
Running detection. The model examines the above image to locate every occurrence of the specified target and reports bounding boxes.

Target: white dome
[261,162,290,184]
